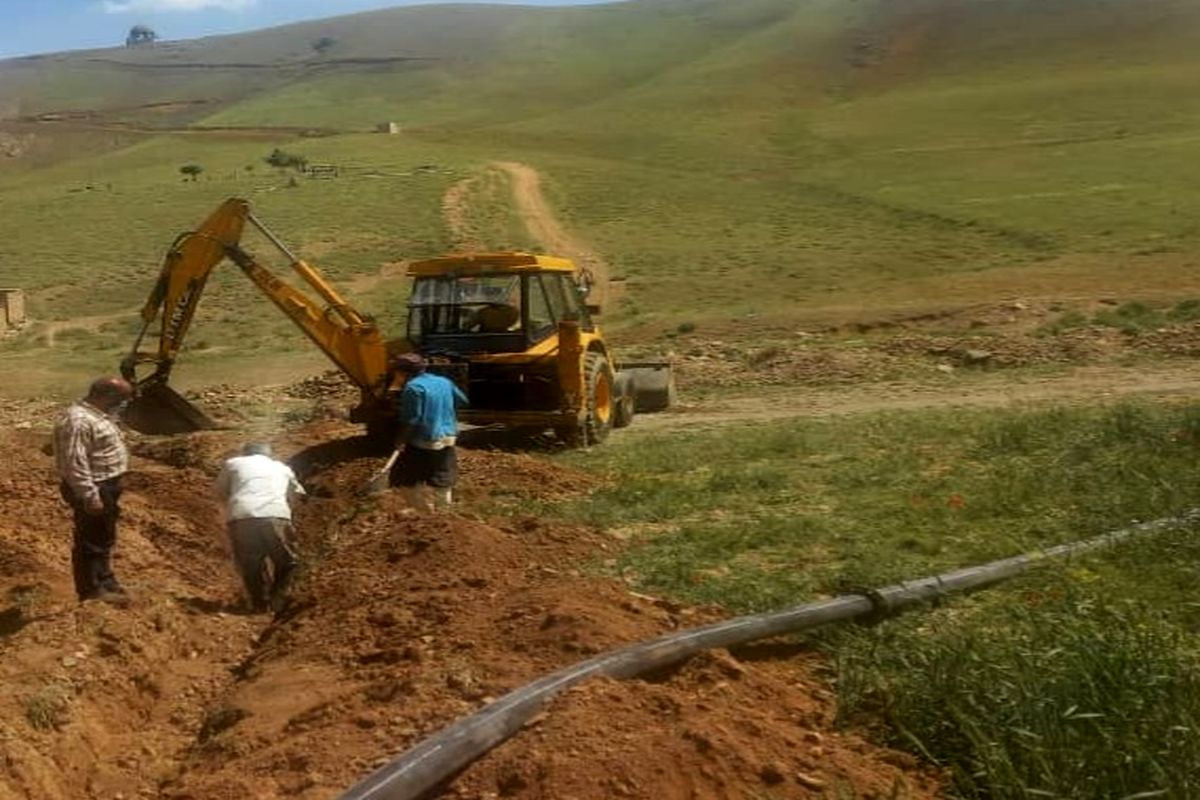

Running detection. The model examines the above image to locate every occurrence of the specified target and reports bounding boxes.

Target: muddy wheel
[613,372,636,429]
[558,353,615,447]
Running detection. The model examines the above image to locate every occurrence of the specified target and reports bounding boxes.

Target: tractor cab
[400,251,670,446]
[406,253,593,355]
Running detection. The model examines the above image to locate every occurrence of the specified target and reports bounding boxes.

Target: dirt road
[493,161,609,289]
[631,363,1200,434]
[443,161,612,305]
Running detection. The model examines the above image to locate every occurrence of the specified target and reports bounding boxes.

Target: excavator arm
[121,198,391,434]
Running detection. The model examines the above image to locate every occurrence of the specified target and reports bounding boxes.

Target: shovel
[363,448,401,494]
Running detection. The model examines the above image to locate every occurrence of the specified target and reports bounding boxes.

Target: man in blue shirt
[387,353,468,511]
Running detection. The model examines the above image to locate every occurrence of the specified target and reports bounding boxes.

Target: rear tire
[632,367,676,412]
[558,352,615,447]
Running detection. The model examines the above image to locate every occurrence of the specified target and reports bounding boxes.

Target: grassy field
[2,0,1200,396]
[2,3,1198,357]
[553,400,1200,797]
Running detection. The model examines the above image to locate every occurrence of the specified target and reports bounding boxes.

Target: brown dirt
[0,412,942,800]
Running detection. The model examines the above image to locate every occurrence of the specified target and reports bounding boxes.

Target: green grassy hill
[1,0,1199,393]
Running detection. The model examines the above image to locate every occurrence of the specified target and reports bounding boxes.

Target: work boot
[400,485,434,513]
[434,487,453,509]
[93,590,131,608]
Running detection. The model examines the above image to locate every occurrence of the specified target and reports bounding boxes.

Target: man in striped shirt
[53,376,133,603]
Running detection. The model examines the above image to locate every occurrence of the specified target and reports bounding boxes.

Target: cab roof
[408,252,577,277]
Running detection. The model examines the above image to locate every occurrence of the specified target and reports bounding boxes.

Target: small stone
[523,712,550,729]
[964,349,992,364]
[796,772,827,790]
[935,364,955,374]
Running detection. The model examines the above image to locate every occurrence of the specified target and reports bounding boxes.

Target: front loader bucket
[123,383,220,435]
[617,361,675,412]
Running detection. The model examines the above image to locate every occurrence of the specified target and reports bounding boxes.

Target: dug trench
[0,414,940,800]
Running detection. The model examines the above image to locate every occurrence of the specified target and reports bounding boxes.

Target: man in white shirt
[214,442,306,612]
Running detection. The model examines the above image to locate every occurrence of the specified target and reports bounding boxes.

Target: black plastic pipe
[338,511,1196,800]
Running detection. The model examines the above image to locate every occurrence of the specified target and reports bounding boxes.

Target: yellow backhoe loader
[120,198,673,446]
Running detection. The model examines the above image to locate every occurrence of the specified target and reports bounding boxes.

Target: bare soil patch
[0,408,940,799]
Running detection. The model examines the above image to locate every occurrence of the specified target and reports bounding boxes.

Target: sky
[0,0,609,59]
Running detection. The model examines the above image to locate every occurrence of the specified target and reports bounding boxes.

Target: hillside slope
[1,0,1199,392]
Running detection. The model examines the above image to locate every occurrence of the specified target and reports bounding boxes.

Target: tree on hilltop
[126,25,157,47]
[265,148,307,171]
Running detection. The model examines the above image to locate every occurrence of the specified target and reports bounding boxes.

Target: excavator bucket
[123,382,220,435]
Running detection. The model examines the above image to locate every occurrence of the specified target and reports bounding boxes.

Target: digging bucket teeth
[123,382,220,435]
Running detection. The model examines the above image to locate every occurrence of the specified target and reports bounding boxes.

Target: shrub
[1167,298,1200,323]
[265,148,307,171]
[1092,301,1162,334]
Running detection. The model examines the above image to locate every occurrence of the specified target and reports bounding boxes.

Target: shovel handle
[369,448,401,482]
[362,448,403,494]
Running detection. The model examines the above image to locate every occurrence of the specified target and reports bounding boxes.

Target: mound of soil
[1,415,939,800]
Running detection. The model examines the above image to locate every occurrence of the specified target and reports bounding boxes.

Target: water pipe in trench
[339,510,1197,800]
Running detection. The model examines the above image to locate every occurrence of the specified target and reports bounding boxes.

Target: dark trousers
[59,477,123,601]
[227,518,298,611]
[388,445,458,488]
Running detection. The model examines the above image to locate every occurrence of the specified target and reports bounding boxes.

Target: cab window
[543,274,575,322]
[525,275,555,342]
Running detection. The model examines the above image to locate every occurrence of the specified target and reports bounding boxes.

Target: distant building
[377,122,402,135]
[0,289,26,333]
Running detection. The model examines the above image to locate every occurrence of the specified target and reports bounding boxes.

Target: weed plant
[23,682,71,731]
[834,556,1200,799]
